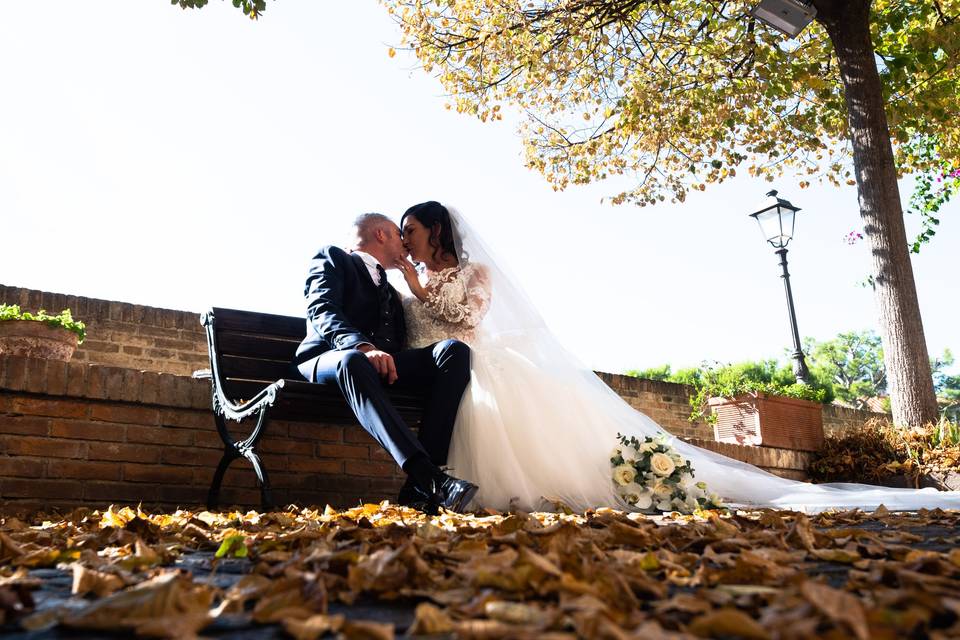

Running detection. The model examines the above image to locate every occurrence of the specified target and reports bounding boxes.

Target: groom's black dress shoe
[397,479,437,515]
[428,472,479,513]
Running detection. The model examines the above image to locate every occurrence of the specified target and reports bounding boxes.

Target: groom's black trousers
[298,339,470,468]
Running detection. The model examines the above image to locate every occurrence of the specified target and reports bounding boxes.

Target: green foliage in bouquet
[610,432,723,514]
[0,304,86,344]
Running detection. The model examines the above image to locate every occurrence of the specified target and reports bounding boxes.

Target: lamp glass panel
[754,208,783,245]
[780,207,796,244]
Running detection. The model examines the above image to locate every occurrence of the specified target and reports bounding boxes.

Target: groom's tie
[376,265,389,293]
[375,264,394,317]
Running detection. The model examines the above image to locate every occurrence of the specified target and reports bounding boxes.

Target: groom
[294,213,478,513]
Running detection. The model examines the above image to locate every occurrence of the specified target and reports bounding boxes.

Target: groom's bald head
[351,213,395,249]
[349,212,406,266]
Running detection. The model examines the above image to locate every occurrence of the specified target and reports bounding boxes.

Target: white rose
[653,482,674,500]
[611,447,622,459]
[650,453,676,477]
[677,473,696,490]
[655,500,674,512]
[621,446,640,463]
[639,441,657,454]
[613,464,637,486]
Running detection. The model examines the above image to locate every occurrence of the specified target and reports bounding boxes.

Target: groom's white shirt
[351,250,383,286]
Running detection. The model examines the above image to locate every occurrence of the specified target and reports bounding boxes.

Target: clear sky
[1,1,956,375]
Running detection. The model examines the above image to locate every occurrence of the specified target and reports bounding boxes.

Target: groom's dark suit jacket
[295,245,407,373]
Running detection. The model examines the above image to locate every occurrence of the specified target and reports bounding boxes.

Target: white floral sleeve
[421,264,491,328]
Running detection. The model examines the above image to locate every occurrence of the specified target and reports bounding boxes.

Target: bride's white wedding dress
[403,209,960,513]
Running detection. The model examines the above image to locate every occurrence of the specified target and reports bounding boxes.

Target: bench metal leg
[207,399,276,512]
[207,444,239,511]
[242,448,274,511]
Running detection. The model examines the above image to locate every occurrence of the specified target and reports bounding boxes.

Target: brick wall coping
[0,354,688,413]
[0,284,203,331]
[595,371,695,397]
[0,355,208,410]
[823,403,889,422]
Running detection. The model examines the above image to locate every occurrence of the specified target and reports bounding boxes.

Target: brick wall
[823,404,890,436]
[688,439,812,481]
[0,355,405,513]
[595,373,711,440]
[0,285,208,377]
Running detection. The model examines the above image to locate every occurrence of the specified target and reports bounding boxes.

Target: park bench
[197,307,425,511]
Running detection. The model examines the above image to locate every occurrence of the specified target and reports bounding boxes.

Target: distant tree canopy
[630,330,957,415]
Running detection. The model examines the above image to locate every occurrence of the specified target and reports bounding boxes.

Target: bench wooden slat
[212,307,306,339]
[217,331,301,361]
[219,355,297,382]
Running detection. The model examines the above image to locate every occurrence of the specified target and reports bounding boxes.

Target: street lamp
[750,0,817,38]
[749,190,811,384]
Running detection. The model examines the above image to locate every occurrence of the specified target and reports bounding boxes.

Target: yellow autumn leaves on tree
[381,0,960,206]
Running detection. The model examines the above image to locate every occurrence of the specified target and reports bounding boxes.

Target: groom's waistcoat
[295,245,406,369]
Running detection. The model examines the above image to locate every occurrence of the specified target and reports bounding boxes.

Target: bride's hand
[394,258,428,301]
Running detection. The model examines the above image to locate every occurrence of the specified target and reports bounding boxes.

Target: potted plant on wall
[0,304,86,361]
[687,362,831,452]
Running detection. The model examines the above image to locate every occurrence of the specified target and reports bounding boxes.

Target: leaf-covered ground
[1,503,959,638]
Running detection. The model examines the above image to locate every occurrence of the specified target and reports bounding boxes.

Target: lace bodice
[404,263,491,348]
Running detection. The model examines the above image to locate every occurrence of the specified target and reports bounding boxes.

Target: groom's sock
[403,453,442,494]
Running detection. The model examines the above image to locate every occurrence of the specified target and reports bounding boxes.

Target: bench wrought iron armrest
[200,309,284,421]
[199,308,284,510]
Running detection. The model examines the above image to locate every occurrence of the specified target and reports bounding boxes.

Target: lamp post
[749,190,811,385]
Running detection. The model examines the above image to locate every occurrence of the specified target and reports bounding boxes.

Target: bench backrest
[203,307,425,422]
[207,306,304,389]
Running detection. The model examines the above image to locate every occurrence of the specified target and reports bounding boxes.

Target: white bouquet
[610,432,723,513]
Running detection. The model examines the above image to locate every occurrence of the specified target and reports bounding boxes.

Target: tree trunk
[817,0,939,426]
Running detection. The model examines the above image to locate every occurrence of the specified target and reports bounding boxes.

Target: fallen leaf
[407,602,455,635]
[800,580,869,640]
[282,613,345,640]
[341,619,395,639]
[687,608,770,639]
[63,571,214,638]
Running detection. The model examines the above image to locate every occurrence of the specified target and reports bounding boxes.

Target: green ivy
[628,360,829,424]
[685,365,828,424]
[0,304,86,344]
[903,135,960,254]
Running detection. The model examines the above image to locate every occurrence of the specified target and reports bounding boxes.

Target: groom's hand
[357,344,398,384]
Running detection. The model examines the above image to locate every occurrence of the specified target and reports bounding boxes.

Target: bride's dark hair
[401,201,460,265]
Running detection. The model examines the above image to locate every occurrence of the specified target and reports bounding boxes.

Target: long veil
[446,207,960,513]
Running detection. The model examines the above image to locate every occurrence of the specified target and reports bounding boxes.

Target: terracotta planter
[0,320,78,361]
[708,392,824,451]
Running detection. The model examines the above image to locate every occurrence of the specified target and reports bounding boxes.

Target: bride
[393,201,960,513]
